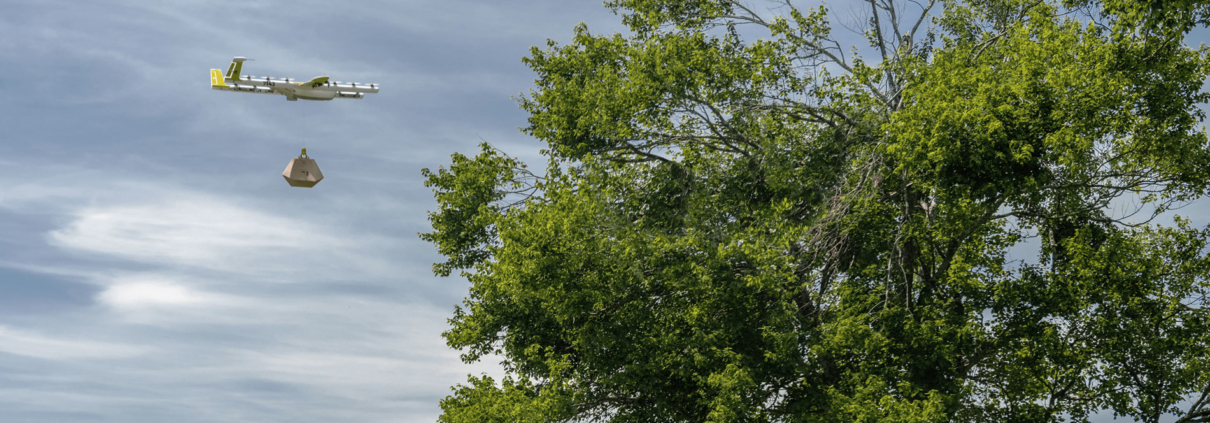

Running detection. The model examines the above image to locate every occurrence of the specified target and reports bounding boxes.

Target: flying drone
[210,56,381,187]
[210,57,379,101]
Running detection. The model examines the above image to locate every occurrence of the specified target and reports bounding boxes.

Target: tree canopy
[422,1,1210,422]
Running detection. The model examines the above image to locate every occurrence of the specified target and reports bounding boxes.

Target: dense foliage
[422,1,1210,421]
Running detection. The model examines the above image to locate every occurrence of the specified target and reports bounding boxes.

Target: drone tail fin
[210,69,228,87]
[223,57,249,81]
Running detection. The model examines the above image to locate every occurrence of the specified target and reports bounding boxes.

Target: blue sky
[1,1,1208,422]
[0,1,625,421]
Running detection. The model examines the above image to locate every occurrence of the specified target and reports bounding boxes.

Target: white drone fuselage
[210,57,379,101]
[216,76,379,100]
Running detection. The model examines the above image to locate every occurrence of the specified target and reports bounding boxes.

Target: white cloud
[96,278,237,309]
[0,326,151,360]
[47,194,351,277]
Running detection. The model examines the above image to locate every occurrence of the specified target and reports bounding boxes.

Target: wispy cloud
[48,194,346,273]
[0,326,152,360]
[97,277,240,309]
[0,177,502,421]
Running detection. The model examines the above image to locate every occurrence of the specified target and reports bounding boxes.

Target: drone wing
[299,75,330,88]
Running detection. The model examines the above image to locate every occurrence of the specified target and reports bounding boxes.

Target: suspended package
[283,148,324,187]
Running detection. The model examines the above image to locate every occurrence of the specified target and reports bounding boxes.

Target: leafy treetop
[424,1,1210,422]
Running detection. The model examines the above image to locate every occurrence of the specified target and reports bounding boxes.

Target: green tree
[422,1,1210,421]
